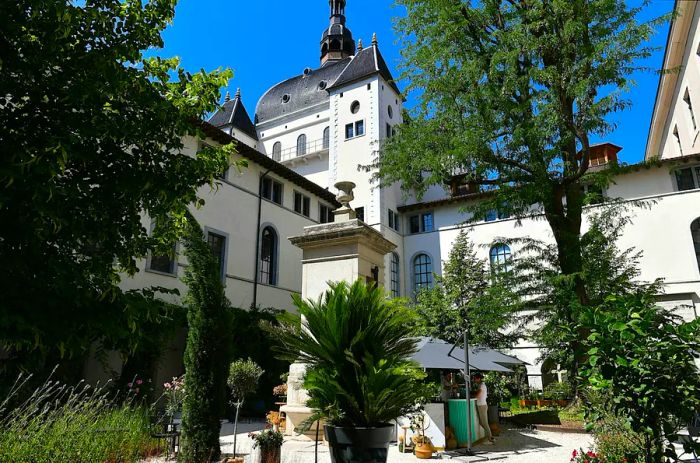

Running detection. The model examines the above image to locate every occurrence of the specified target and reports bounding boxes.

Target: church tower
[320,0,356,65]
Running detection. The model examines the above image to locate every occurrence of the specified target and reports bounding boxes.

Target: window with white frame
[272,142,282,161]
[391,252,401,298]
[297,134,307,156]
[259,226,278,285]
[692,218,700,273]
[409,212,434,234]
[294,191,311,217]
[323,127,330,150]
[413,253,433,293]
[674,165,700,191]
[489,244,513,274]
[345,120,365,139]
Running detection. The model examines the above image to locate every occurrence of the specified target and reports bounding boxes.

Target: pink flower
[127,382,133,388]
[136,379,144,385]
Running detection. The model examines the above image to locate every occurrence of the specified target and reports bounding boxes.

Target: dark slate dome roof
[255,58,351,125]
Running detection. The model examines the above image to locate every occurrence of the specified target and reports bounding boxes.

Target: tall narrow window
[413,254,433,293]
[674,125,684,156]
[323,127,330,150]
[391,252,401,298]
[297,134,307,156]
[294,191,311,217]
[319,204,333,224]
[272,142,282,161]
[684,89,697,131]
[356,207,365,222]
[490,244,512,274]
[259,226,278,285]
[207,232,227,279]
[692,218,700,273]
[148,223,177,275]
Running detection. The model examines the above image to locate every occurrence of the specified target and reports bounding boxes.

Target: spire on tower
[320,0,356,65]
[357,38,363,51]
[224,91,231,103]
[372,32,377,46]
[235,88,241,99]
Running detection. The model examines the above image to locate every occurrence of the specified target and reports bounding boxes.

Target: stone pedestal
[280,205,396,440]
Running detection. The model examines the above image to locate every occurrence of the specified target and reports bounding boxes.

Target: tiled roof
[328,44,400,95]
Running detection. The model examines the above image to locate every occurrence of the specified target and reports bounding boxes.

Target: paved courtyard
[145,421,592,463]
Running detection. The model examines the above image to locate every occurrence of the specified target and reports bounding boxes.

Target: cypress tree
[179,216,232,463]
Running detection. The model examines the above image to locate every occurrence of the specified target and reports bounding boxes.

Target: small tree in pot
[270,280,433,463]
[227,359,264,461]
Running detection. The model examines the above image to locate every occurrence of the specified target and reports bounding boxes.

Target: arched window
[296,134,307,156]
[490,244,512,273]
[323,127,330,150]
[259,226,278,285]
[391,253,401,298]
[692,218,700,273]
[413,253,433,293]
[272,142,281,162]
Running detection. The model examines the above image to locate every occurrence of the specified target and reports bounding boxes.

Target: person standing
[472,373,495,444]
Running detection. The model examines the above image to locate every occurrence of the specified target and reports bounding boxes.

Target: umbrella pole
[463,330,475,456]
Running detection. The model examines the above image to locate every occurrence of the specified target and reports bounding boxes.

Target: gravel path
[145,422,592,463]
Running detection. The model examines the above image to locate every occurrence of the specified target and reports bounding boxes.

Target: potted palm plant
[270,280,432,463]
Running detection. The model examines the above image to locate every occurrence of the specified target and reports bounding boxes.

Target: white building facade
[122,0,700,388]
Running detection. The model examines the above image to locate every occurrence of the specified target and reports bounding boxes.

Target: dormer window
[281,94,291,104]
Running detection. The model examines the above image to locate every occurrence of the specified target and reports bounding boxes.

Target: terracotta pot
[261,447,281,463]
[415,443,433,460]
[519,400,527,407]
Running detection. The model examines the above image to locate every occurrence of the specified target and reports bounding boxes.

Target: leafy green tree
[179,218,233,463]
[378,0,659,376]
[581,289,700,463]
[0,0,233,376]
[414,230,518,348]
[491,208,645,388]
[227,359,264,459]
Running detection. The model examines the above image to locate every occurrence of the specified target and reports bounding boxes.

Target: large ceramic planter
[324,424,394,463]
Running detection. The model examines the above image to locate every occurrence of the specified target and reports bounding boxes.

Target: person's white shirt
[476,383,488,406]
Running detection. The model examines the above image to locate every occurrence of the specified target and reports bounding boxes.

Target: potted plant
[544,381,572,407]
[270,280,433,463]
[410,413,433,459]
[227,359,264,463]
[163,375,186,424]
[249,428,284,463]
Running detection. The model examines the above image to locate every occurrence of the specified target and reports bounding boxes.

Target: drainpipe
[252,168,272,308]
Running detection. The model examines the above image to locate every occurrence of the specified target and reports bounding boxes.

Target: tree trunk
[543,181,589,394]
[233,401,242,458]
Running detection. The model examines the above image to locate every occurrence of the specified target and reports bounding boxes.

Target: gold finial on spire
[357,38,363,51]
[224,91,231,102]
[235,88,241,99]
[372,32,378,46]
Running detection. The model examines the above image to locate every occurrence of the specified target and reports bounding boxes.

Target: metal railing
[273,138,329,162]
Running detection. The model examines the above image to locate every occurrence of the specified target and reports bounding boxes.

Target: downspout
[253,168,272,308]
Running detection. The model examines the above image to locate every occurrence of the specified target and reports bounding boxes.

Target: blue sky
[157,0,675,164]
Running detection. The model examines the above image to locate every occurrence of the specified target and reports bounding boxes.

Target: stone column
[280,182,396,439]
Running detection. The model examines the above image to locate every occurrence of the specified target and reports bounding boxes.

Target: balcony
[273,138,329,165]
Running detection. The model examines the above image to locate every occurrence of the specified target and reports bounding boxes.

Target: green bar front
[447,399,480,447]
